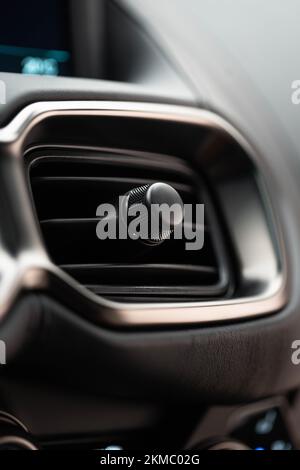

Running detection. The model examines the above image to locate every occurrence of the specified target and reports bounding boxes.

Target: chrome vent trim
[0,101,287,327]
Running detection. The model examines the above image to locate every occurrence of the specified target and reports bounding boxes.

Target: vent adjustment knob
[126,182,184,245]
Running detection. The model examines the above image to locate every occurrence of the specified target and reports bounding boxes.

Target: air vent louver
[29,150,230,302]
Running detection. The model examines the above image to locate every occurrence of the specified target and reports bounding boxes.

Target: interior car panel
[0,0,299,455]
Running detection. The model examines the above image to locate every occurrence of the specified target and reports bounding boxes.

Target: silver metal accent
[207,440,250,450]
[0,411,38,450]
[0,435,38,450]
[0,101,287,327]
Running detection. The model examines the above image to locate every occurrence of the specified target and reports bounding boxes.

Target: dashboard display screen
[0,0,72,76]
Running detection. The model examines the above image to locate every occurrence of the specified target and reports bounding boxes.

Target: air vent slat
[32,177,194,220]
[30,154,194,180]
[60,264,222,295]
[39,220,211,266]
[32,176,193,193]
[29,151,230,301]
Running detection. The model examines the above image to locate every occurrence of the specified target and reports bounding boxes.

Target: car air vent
[29,150,231,302]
